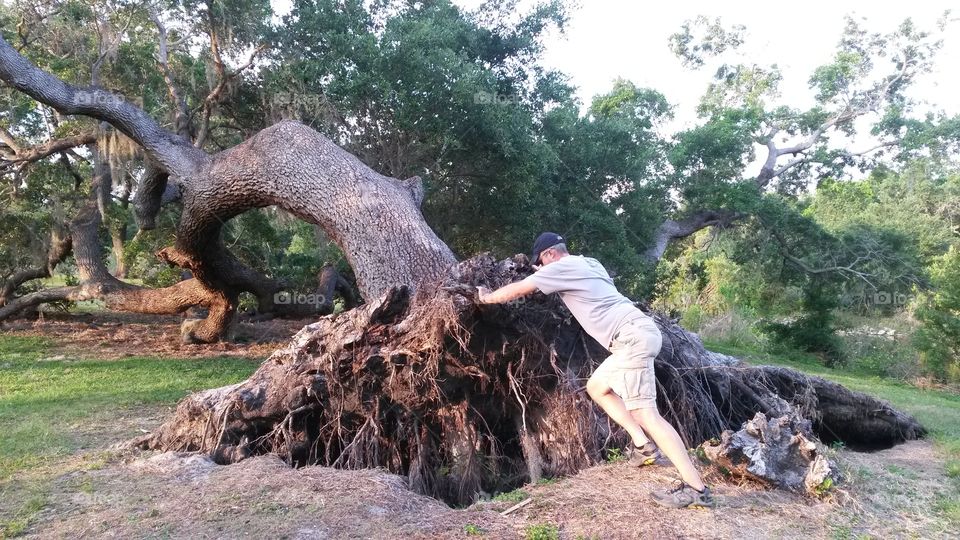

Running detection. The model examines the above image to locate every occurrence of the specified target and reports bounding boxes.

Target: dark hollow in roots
[136,255,925,505]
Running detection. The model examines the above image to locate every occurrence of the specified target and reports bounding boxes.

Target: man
[475,232,714,509]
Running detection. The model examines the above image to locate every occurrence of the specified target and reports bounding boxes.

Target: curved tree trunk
[135,254,925,506]
[0,141,370,339]
[161,120,456,302]
[0,37,456,342]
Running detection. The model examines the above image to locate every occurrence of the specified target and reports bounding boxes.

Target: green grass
[0,334,261,536]
[604,447,625,463]
[0,335,261,480]
[524,523,559,540]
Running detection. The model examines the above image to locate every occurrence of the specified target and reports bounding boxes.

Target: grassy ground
[0,335,261,537]
[2,329,958,537]
[706,339,960,524]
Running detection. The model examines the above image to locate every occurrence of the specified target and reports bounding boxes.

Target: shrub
[761,281,845,366]
[914,247,960,381]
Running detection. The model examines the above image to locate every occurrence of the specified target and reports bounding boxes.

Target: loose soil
[0,311,310,359]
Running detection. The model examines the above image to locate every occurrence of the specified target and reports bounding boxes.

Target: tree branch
[768,228,877,288]
[150,10,191,138]
[0,35,205,177]
[0,225,72,306]
[0,127,23,154]
[0,131,97,174]
[193,40,267,149]
[643,209,744,263]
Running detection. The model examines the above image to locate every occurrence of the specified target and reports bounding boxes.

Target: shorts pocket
[619,370,641,402]
[628,366,656,401]
[611,324,640,349]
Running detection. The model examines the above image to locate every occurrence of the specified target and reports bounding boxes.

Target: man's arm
[477,279,538,304]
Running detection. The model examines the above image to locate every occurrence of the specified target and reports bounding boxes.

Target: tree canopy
[1,1,958,377]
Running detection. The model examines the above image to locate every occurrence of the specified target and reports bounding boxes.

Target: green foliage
[492,488,529,503]
[464,523,485,536]
[524,523,560,540]
[604,447,625,463]
[124,221,182,288]
[934,495,960,525]
[761,280,845,366]
[914,247,960,381]
[841,335,921,380]
[813,477,834,497]
[668,16,746,69]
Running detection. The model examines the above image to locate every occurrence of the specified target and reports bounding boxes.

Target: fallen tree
[136,254,925,505]
[0,30,925,507]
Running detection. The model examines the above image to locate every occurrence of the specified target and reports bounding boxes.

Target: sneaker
[650,481,715,509]
[627,441,661,467]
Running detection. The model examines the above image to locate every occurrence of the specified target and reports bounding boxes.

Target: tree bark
[110,224,127,279]
[700,410,840,496]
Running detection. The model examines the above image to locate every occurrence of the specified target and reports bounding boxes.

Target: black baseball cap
[530,232,564,265]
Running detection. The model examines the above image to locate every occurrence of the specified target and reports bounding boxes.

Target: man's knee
[631,406,662,423]
[585,375,609,399]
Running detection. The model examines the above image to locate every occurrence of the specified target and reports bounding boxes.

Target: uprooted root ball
[135,254,924,505]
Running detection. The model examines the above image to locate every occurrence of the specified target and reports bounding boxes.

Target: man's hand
[473,280,537,305]
[476,285,493,304]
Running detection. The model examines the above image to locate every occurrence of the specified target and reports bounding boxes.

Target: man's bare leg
[630,408,706,491]
[586,378,650,447]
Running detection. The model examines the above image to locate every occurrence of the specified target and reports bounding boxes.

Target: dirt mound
[23,441,955,539]
[31,452,517,539]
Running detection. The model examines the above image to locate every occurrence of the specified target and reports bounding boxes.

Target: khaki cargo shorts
[590,315,662,410]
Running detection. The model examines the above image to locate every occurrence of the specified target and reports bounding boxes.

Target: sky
[269,0,957,146]
[526,0,958,129]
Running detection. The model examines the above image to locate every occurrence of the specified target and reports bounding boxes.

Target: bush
[696,308,764,349]
[760,281,845,366]
[914,247,960,381]
[840,335,921,380]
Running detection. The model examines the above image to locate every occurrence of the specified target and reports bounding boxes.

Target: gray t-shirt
[522,254,648,349]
